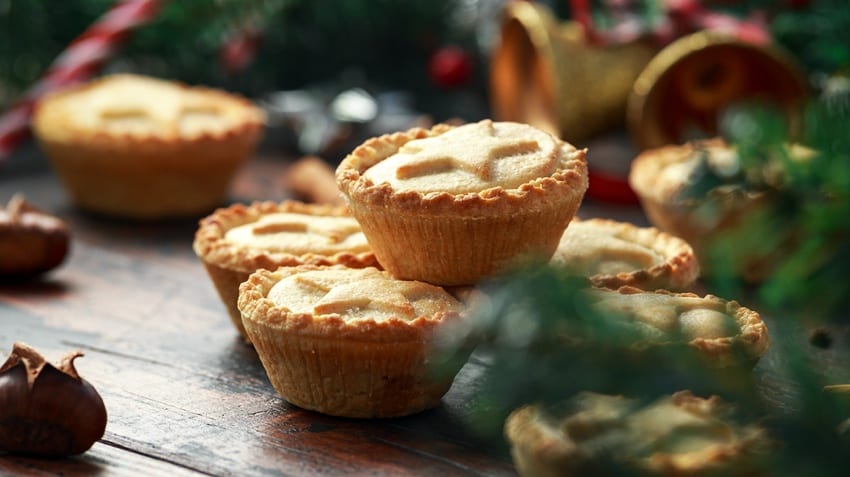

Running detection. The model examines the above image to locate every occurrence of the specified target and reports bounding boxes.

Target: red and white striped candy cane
[0,0,162,161]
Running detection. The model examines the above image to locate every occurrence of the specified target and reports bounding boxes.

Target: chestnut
[0,193,70,278]
[0,342,107,456]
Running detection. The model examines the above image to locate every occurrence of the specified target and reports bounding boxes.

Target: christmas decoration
[627,29,808,150]
[489,1,657,203]
[219,27,263,76]
[697,98,850,320]
[489,0,657,146]
[432,264,850,476]
[428,45,474,89]
[488,0,844,203]
[0,0,489,161]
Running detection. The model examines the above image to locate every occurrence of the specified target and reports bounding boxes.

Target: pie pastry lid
[585,286,770,368]
[193,200,380,341]
[551,217,700,291]
[200,253,382,342]
[193,200,379,272]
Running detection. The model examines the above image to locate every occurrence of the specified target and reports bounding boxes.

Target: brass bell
[627,30,809,150]
[489,1,658,145]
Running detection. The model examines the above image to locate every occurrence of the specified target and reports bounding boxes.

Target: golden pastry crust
[194,200,377,273]
[238,265,467,418]
[628,139,774,282]
[193,200,379,339]
[551,218,700,291]
[32,74,265,219]
[336,119,589,286]
[585,286,770,367]
[505,391,771,477]
[629,138,736,204]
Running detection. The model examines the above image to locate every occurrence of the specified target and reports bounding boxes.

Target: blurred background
[1,0,847,162]
[0,0,495,114]
[0,0,497,163]
[3,1,849,342]
[3,1,850,472]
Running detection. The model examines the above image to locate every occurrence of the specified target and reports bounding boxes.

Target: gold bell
[489,1,658,145]
[627,30,808,150]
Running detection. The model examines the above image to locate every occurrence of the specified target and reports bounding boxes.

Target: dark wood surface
[2,141,849,476]
[0,144,521,477]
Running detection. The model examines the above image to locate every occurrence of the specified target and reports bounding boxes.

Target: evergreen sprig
[707,98,850,319]
[431,265,850,474]
[433,266,761,436]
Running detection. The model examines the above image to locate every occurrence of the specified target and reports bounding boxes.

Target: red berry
[428,45,473,89]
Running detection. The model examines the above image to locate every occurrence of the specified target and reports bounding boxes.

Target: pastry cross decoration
[395,120,540,181]
[295,271,419,316]
[313,279,417,316]
[251,215,356,244]
[98,102,222,133]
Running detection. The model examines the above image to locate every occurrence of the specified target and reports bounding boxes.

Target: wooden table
[2,141,848,476]
[0,143,523,476]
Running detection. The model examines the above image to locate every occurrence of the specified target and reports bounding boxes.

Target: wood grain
[0,148,515,476]
[3,145,849,475]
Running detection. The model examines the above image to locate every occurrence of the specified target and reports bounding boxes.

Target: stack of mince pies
[192,118,770,428]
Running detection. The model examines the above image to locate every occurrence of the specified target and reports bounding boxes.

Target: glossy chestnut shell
[0,194,70,278]
[0,342,107,456]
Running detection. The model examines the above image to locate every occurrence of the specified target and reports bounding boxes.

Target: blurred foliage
[433,265,850,475]
[699,0,850,79]
[434,266,762,435]
[0,1,111,96]
[0,0,481,111]
[699,95,850,319]
[3,1,850,104]
[768,0,850,78]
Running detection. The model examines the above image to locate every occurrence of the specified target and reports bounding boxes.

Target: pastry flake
[368,119,560,193]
